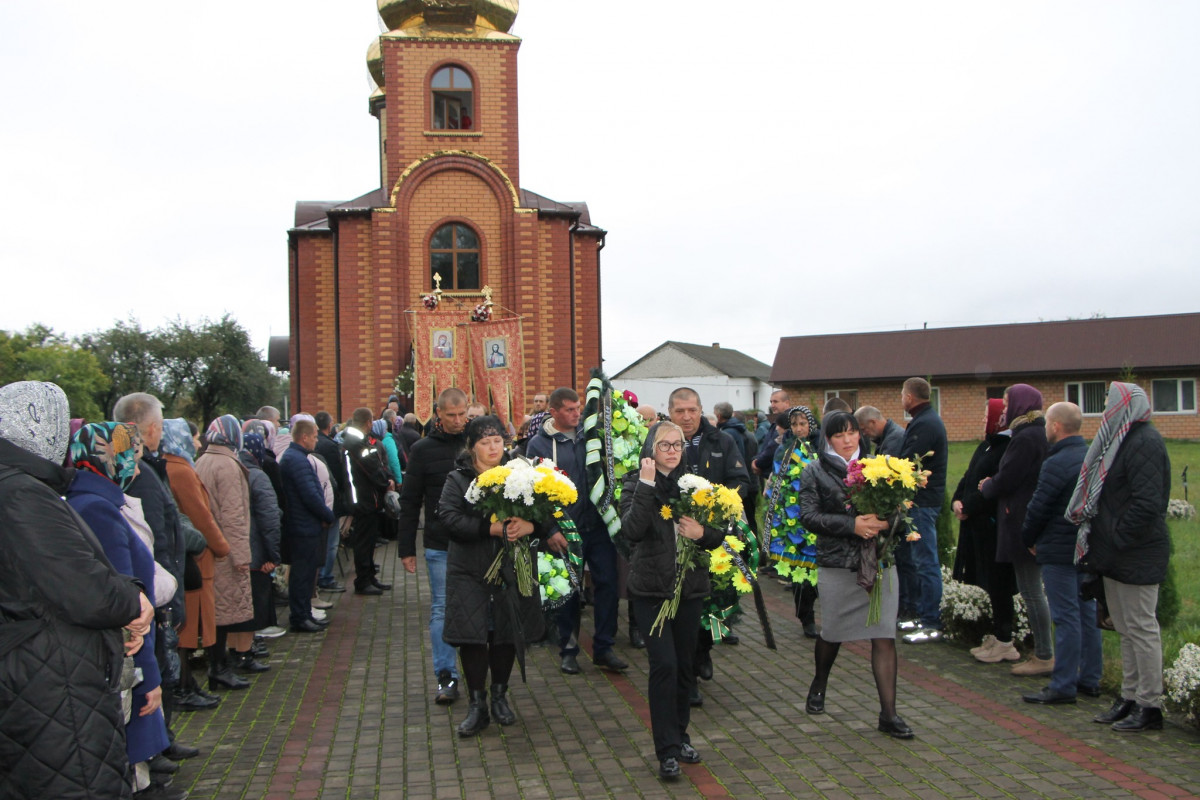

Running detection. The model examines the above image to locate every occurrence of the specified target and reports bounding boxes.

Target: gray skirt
[817,564,898,642]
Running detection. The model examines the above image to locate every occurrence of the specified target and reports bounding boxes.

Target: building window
[430,223,480,290]
[903,387,940,419]
[431,66,473,130]
[1065,381,1107,415]
[824,389,858,410]
[1151,378,1196,414]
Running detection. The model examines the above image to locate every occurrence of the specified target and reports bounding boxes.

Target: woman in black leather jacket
[798,412,913,739]
[620,421,725,780]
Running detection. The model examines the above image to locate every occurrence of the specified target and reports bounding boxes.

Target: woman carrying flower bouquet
[798,412,914,739]
[765,406,820,637]
[438,416,562,737]
[620,421,727,779]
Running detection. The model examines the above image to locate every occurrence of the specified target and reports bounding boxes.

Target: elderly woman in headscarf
[66,422,171,792]
[244,418,284,505]
[236,432,281,671]
[0,382,150,800]
[194,414,255,689]
[765,406,821,637]
[1068,382,1171,732]
[160,418,235,697]
[979,384,1054,678]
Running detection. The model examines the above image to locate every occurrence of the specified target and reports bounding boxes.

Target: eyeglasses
[655,441,684,452]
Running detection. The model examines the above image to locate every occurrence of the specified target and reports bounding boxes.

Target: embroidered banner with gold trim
[408,309,472,424]
[466,316,525,431]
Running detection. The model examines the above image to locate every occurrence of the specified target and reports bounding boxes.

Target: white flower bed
[1167,499,1196,520]
[939,566,1031,644]
[1164,642,1200,728]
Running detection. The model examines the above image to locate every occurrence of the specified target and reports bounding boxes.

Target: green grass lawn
[944,438,1200,694]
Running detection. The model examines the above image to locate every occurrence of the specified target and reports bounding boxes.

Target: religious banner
[466,315,526,431]
[407,308,472,424]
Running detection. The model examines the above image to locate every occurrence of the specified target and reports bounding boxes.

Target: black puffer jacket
[799,450,864,570]
[1021,435,1087,565]
[950,432,1010,585]
[980,415,1047,564]
[685,417,752,500]
[899,403,948,506]
[1083,422,1171,585]
[619,469,725,601]
[398,428,467,556]
[0,438,142,800]
[437,453,547,646]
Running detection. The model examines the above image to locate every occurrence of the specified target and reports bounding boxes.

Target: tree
[0,325,110,420]
[78,319,167,417]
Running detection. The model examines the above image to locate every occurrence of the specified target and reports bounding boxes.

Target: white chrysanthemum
[678,474,712,493]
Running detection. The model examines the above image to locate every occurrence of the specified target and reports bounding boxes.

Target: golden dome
[366,39,384,87]
[377,0,518,35]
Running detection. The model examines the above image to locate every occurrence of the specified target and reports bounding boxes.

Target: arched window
[431,66,474,130]
[430,223,480,290]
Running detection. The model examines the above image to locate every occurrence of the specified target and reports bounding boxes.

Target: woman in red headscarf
[950,399,1017,663]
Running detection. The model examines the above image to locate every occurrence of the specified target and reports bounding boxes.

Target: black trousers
[631,595,702,761]
[349,511,381,590]
[288,535,324,627]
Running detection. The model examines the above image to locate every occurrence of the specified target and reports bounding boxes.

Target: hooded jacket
[0,438,142,800]
[397,426,468,556]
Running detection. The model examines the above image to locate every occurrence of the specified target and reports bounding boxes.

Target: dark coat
[1022,435,1088,565]
[871,419,906,457]
[0,438,141,800]
[719,417,760,496]
[314,431,348,516]
[126,456,187,623]
[799,450,865,570]
[279,442,335,540]
[899,403,948,507]
[682,416,751,500]
[526,419,606,533]
[1082,422,1171,585]
[342,427,392,515]
[950,432,1010,585]
[437,453,546,646]
[397,428,467,556]
[619,471,725,600]
[66,470,170,765]
[239,450,282,568]
[981,416,1047,564]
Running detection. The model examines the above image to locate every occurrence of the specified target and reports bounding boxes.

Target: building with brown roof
[612,341,773,413]
[770,313,1200,441]
[286,1,605,417]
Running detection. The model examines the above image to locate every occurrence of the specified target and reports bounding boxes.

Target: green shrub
[937,498,957,567]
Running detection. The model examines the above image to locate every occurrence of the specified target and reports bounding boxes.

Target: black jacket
[799,450,864,570]
[981,416,1047,563]
[719,417,760,496]
[899,403,948,507]
[239,450,283,567]
[342,426,392,515]
[619,470,725,600]
[0,438,142,800]
[436,453,546,646]
[526,419,606,534]
[950,432,1010,585]
[870,419,906,457]
[1021,435,1087,565]
[397,428,467,556]
[1083,422,1171,585]
[279,443,335,539]
[125,456,186,623]
[314,431,348,517]
[684,417,751,501]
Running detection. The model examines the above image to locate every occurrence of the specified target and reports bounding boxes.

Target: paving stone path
[172,543,1200,799]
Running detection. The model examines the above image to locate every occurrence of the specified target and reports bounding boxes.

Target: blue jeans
[896,505,942,628]
[1041,564,1102,695]
[424,548,458,678]
[318,519,342,585]
[558,526,619,658]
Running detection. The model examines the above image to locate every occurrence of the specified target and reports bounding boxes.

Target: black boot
[231,649,270,674]
[490,683,516,726]
[1111,705,1164,732]
[457,690,490,737]
[208,651,250,691]
[629,624,646,649]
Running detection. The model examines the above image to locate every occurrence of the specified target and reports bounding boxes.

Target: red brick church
[286,0,605,417]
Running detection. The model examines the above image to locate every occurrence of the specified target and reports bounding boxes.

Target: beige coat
[195,445,253,627]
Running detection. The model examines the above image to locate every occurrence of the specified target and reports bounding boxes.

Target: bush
[1158,560,1181,628]
[1164,642,1200,729]
[936,497,957,567]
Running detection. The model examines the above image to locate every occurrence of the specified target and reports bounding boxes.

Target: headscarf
[371,419,389,440]
[160,418,197,465]
[466,415,506,449]
[985,399,1006,437]
[1067,382,1152,562]
[70,422,143,492]
[243,418,277,452]
[205,414,243,451]
[788,405,818,435]
[242,432,267,467]
[0,380,71,463]
[1003,384,1043,427]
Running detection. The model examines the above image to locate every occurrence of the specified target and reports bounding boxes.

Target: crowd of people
[0,370,1176,795]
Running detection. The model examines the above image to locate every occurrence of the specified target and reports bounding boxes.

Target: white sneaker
[975,638,1021,663]
[310,607,327,621]
[897,619,921,631]
[256,626,287,639]
[970,635,997,658]
[902,627,942,644]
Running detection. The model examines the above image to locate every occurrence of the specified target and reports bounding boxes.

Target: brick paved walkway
[172,543,1200,799]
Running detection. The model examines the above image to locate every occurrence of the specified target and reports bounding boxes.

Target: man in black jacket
[1020,402,1100,705]
[669,387,751,703]
[280,419,336,632]
[896,378,948,643]
[398,388,468,704]
[855,406,905,457]
[314,411,348,593]
[342,408,394,596]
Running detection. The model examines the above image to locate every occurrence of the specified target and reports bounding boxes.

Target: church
[287,0,605,418]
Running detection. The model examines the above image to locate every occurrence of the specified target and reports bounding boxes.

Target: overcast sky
[3,1,1198,377]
